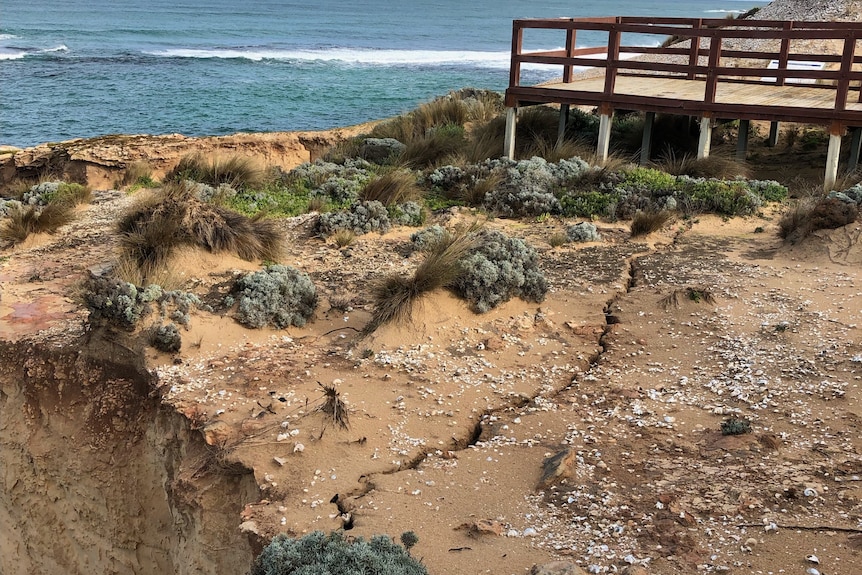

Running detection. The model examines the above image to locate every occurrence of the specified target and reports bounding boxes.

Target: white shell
[803,487,818,497]
[807,555,820,564]
[806,568,820,575]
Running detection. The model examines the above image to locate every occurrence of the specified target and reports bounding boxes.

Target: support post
[736,119,750,160]
[768,121,780,147]
[557,104,570,146]
[849,127,862,173]
[597,108,614,164]
[640,111,655,165]
[697,116,712,159]
[825,132,842,190]
[504,107,518,159]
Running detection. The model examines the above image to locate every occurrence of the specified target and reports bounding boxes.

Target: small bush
[453,230,548,313]
[389,201,424,226]
[316,201,391,236]
[410,224,448,252]
[333,229,356,247]
[630,210,674,237]
[560,191,618,218]
[234,265,318,329]
[548,232,569,247]
[657,153,750,179]
[0,202,76,244]
[151,323,182,353]
[360,171,422,206]
[83,276,147,330]
[118,182,284,281]
[251,531,427,575]
[363,228,475,334]
[398,124,468,168]
[721,417,752,436]
[566,222,600,242]
[779,197,858,243]
[168,153,264,190]
[122,161,158,188]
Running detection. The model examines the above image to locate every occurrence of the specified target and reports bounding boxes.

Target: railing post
[504,107,518,159]
[777,22,792,87]
[835,33,856,112]
[597,104,614,164]
[563,23,577,83]
[603,26,621,98]
[697,115,712,159]
[640,111,655,165]
[825,123,843,190]
[688,19,702,80]
[704,34,722,104]
[509,22,523,88]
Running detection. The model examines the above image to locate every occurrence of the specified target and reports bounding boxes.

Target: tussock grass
[659,286,716,309]
[461,172,502,206]
[548,232,569,248]
[630,210,674,237]
[332,229,355,248]
[397,125,468,168]
[359,170,422,206]
[779,197,859,243]
[0,202,76,244]
[362,225,478,336]
[117,181,284,282]
[523,138,591,164]
[655,149,750,179]
[122,160,157,188]
[168,153,265,190]
[318,383,350,430]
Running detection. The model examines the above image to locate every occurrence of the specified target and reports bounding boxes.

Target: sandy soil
[2,154,861,575]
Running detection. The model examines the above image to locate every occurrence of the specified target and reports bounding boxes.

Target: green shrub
[721,417,752,436]
[453,230,548,313]
[234,264,318,329]
[151,323,182,353]
[316,201,391,236]
[251,531,427,575]
[560,191,618,218]
[621,167,677,194]
[83,276,147,330]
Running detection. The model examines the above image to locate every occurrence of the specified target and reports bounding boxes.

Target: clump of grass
[548,232,569,247]
[362,226,477,335]
[317,382,350,430]
[168,153,265,190]
[397,124,468,168]
[122,160,159,189]
[0,201,76,245]
[656,150,750,179]
[630,209,674,237]
[778,197,858,243]
[659,286,716,309]
[359,170,422,206]
[333,229,355,247]
[117,181,283,282]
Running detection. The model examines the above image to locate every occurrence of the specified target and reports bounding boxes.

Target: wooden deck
[503,17,862,186]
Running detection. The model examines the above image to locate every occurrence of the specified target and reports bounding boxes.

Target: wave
[145,47,519,68]
[0,44,68,61]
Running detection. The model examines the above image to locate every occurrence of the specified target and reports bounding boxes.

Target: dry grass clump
[359,170,422,206]
[523,139,592,164]
[0,202,76,244]
[656,150,751,179]
[362,226,477,335]
[630,210,675,237]
[778,197,859,243]
[121,160,156,187]
[168,152,264,190]
[117,181,283,281]
[659,286,717,309]
[397,125,468,168]
[332,229,355,248]
[317,382,350,430]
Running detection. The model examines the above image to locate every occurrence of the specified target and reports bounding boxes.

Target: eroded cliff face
[0,127,368,190]
[0,333,258,575]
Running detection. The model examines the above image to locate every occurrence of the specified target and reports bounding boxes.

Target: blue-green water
[1,0,763,147]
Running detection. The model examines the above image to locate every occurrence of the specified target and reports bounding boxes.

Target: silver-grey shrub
[234,264,318,328]
[251,531,427,575]
[453,230,548,312]
[389,201,423,226]
[410,224,448,251]
[567,222,600,242]
[316,201,391,236]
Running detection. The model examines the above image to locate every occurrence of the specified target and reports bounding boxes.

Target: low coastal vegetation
[5,89,862,353]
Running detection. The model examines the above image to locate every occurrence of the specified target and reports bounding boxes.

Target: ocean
[1,0,764,148]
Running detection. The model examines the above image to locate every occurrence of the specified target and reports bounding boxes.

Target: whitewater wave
[146,47,521,68]
[0,44,68,61]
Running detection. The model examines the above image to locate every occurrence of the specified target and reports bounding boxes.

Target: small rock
[238,520,259,535]
[202,421,233,446]
[273,456,288,466]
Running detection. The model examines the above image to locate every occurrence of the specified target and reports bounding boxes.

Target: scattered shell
[293,443,305,453]
[522,527,538,537]
[807,555,820,564]
[765,522,778,532]
[273,456,288,466]
[506,529,520,537]
[803,488,819,497]
[806,568,820,575]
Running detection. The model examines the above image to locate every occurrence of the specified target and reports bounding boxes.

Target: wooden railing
[507,17,862,114]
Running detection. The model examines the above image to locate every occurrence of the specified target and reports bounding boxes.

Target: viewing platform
[503,17,862,187]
